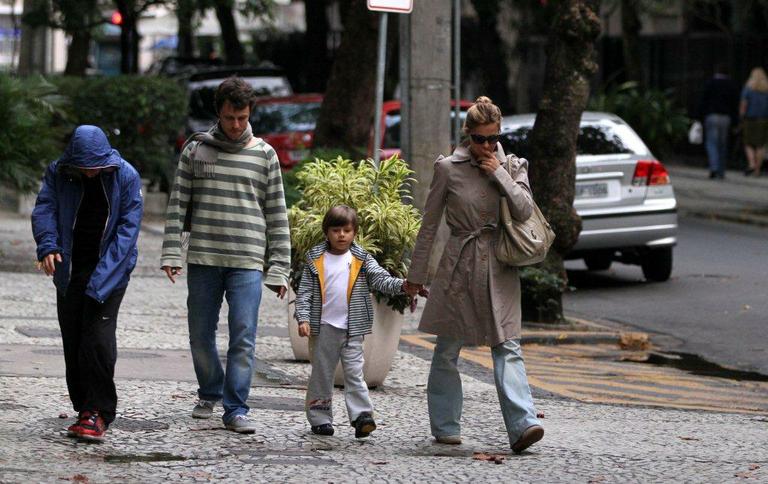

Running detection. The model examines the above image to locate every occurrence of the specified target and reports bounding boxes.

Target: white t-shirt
[321,250,353,330]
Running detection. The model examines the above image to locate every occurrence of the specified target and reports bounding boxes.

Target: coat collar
[450,143,505,166]
[306,241,367,263]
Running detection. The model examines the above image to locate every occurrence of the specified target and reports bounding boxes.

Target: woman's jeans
[187,264,263,424]
[705,113,731,176]
[427,335,541,445]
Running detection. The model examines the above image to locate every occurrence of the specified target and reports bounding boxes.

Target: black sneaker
[353,412,376,439]
[311,423,334,436]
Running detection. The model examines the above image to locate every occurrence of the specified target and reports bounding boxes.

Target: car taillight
[632,160,670,186]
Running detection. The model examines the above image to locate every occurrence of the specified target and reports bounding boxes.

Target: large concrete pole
[399,0,452,211]
[17,0,48,75]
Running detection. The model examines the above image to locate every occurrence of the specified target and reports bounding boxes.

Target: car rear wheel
[584,253,612,271]
[641,247,673,282]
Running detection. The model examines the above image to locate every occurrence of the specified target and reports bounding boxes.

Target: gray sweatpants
[306,324,372,426]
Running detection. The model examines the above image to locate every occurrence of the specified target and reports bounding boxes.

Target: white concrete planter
[287,289,404,388]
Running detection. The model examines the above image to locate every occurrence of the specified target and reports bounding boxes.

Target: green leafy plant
[520,266,567,323]
[52,75,186,188]
[588,82,690,156]
[0,75,69,191]
[288,154,421,313]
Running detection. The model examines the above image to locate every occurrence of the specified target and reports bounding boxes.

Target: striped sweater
[294,242,404,337]
[160,138,290,288]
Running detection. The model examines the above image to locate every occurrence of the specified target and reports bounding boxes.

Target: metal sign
[367,0,413,14]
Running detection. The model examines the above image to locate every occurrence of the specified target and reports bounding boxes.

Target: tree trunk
[116,1,139,74]
[313,3,379,156]
[176,0,195,57]
[214,0,245,65]
[469,0,511,110]
[17,0,47,76]
[527,0,601,322]
[303,0,329,92]
[64,30,91,76]
[621,0,643,85]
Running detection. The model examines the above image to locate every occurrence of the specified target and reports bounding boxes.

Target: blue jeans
[187,264,263,424]
[705,114,731,176]
[427,336,541,445]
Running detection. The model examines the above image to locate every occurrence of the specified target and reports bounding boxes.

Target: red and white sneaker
[78,412,107,442]
[66,410,91,438]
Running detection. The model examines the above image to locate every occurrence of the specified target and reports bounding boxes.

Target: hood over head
[59,125,123,169]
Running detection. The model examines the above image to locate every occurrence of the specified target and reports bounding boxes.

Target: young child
[294,205,413,438]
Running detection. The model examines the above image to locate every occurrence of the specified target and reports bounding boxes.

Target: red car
[250,95,472,169]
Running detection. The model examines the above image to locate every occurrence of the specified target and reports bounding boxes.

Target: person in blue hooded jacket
[31,125,143,442]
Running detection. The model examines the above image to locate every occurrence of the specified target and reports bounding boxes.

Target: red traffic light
[111,11,123,25]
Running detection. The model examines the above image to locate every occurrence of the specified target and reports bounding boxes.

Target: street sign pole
[372,12,388,167]
[368,0,413,167]
[453,0,461,147]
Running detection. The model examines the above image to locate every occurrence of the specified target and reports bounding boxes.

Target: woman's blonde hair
[462,96,502,135]
[746,67,768,93]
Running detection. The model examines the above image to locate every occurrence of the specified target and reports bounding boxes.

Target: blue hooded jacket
[31,125,144,303]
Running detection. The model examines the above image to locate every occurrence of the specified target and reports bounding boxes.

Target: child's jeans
[306,324,372,426]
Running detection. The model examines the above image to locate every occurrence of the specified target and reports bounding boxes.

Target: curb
[679,208,768,228]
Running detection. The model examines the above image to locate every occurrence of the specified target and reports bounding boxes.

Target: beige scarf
[182,122,253,178]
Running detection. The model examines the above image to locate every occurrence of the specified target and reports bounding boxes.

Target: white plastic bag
[688,121,703,145]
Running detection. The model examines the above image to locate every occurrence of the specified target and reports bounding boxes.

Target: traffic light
[111,11,123,25]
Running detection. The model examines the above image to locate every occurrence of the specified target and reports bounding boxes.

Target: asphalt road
[564,215,768,376]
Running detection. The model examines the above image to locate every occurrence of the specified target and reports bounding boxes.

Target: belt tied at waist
[448,224,496,278]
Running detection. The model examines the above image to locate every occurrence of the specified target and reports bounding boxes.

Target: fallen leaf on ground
[734,471,753,478]
[58,413,68,419]
[749,464,760,470]
[473,452,505,464]
[619,332,651,351]
[537,411,545,419]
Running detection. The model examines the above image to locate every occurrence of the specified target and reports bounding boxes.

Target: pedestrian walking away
[294,205,415,439]
[160,76,291,433]
[740,67,768,177]
[696,63,739,179]
[404,96,544,453]
[31,125,144,443]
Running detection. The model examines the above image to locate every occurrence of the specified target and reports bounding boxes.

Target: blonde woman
[740,67,768,176]
[405,97,544,454]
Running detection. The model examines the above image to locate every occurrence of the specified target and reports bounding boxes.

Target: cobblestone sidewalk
[0,212,766,482]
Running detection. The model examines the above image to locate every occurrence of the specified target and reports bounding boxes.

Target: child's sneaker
[353,412,376,438]
[78,412,107,443]
[66,410,91,438]
[311,424,334,436]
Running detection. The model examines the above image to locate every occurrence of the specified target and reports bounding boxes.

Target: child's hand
[298,322,310,337]
[403,280,422,297]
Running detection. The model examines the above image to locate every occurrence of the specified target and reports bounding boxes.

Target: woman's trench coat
[408,143,534,347]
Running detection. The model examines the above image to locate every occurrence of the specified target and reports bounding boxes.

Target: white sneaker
[225,415,256,434]
[191,399,216,419]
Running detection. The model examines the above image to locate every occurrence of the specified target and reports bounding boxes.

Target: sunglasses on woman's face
[469,133,500,145]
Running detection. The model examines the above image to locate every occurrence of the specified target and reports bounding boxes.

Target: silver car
[500,111,677,281]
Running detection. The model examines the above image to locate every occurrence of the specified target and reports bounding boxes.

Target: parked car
[248,96,472,169]
[499,111,678,281]
[250,94,323,169]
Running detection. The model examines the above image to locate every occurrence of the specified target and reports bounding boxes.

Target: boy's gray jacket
[294,242,404,336]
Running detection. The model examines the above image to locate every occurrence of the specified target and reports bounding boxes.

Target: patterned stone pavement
[1,212,767,482]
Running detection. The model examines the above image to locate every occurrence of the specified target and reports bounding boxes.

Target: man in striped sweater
[161,77,290,433]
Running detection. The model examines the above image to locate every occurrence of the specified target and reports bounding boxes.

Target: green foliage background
[288,155,421,313]
[0,75,69,191]
[52,75,187,187]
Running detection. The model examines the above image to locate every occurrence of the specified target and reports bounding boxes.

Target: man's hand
[298,322,310,337]
[38,253,62,276]
[267,284,288,299]
[162,265,182,283]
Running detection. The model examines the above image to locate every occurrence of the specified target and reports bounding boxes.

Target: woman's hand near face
[477,152,500,175]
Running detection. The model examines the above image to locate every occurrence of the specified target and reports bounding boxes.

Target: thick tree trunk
[215,0,245,65]
[469,0,511,110]
[527,0,601,322]
[313,3,379,156]
[303,0,329,92]
[621,0,643,85]
[116,1,139,74]
[64,30,91,76]
[176,0,195,57]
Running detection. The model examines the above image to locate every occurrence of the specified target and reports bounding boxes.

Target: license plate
[576,182,609,199]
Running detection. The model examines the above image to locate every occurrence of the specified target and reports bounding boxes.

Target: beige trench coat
[408,143,534,346]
